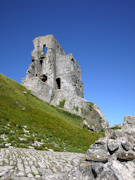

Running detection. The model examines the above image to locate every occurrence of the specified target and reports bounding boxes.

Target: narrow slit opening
[56,78,61,89]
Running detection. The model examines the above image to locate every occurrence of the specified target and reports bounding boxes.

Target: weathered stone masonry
[22,35,84,102]
[22,35,109,130]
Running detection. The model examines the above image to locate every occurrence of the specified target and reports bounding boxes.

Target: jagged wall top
[31,35,65,61]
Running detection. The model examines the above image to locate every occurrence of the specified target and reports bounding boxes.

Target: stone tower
[22,34,84,103]
[22,34,109,130]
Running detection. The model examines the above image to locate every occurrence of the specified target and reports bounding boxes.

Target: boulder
[121,140,131,151]
[86,149,108,162]
[117,151,135,161]
[107,139,119,153]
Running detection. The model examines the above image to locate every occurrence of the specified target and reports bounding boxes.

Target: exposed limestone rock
[83,120,95,131]
[86,148,109,162]
[107,139,119,152]
[117,151,135,161]
[22,35,109,130]
[66,116,135,180]
[121,140,131,151]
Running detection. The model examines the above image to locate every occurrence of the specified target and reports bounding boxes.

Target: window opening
[40,60,43,66]
[56,78,61,89]
[40,74,47,82]
[43,44,47,53]
[71,58,74,62]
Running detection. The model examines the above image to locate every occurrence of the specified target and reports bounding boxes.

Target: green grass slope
[0,74,104,153]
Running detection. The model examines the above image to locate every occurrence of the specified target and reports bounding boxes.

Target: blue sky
[0,0,135,126]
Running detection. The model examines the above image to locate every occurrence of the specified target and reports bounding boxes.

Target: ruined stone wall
[31,35,64,89]
[22,34,84,102]
[55,53,84,97]
[22,34,109,130]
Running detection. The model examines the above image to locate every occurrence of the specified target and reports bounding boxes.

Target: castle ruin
[22,35,84,102]
[22,35,109,130]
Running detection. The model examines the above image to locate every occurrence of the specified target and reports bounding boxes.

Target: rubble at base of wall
[65,115,135,180]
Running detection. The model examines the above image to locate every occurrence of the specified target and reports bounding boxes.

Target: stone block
[107,139,119,153]
[85,149,108,162]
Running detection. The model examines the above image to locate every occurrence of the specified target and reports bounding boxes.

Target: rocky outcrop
[66,115,135,180]
[21,35,109,130]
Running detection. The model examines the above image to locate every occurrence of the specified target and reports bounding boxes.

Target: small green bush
[99,117,102,124]
[58,99,66,108]
[74,106,79,112]
[81,107,83,114]
[0,139,4,144]
[83,124,88,130]
[89,102,94,111]
[15,131,19,139]
[111,126,121,130]
[84,110,88,115]
[0,129,5,134]
[27,136,35,143]
[8,136,16,142]
[4,117,9,121]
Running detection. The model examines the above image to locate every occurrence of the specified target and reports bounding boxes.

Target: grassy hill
[0,74,104,153]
